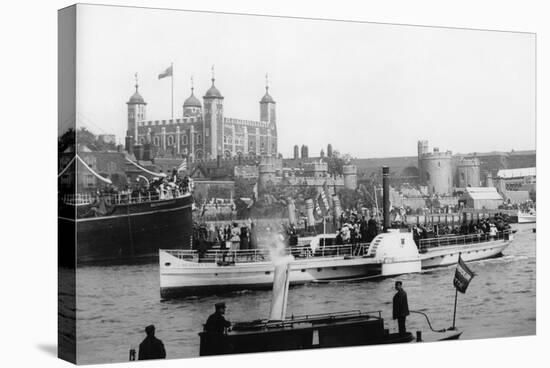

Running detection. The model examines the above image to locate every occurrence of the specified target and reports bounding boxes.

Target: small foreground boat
[198,258,462,356]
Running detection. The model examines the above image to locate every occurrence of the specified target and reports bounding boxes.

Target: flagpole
[451,287,458,330]
[451,252,462,330]
[171,62,174,120]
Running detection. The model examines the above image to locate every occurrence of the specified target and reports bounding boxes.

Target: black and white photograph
[55,2,537,366]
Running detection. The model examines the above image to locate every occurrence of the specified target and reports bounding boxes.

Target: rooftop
[497,167,536,178]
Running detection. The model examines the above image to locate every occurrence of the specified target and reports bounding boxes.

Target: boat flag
[158,65,173,79]
[453,255,475,293]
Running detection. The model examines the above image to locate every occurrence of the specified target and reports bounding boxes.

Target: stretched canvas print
[58,4,536,365]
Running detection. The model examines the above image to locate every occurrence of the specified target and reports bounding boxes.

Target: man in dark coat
[203,302,232,355]
[205,302,231,334]
[392,281,410,336]
[138,325,166,360]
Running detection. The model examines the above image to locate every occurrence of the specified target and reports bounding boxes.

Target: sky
[66,4,536,158]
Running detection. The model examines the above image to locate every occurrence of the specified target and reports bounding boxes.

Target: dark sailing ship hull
[58,195,194,265]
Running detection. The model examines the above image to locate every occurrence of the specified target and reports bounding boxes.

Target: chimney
[382,166,391,231]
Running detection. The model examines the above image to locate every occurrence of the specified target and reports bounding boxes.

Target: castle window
[167,135,174,146]
[182,135,188,145]
[154,136,160,146]
[196,134,202,144]
[426,172,430,181]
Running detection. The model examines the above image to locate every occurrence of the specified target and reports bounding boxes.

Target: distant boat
[517,210,536,224]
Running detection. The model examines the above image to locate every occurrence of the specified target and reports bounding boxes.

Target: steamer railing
[163,243,370,264]
[61,190,190,206]
[418,229,512,251]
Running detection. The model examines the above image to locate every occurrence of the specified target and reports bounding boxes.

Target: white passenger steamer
[159,166,514,298]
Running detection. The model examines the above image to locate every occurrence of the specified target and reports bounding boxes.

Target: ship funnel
[269,256,292,320]
[382,166,391,231]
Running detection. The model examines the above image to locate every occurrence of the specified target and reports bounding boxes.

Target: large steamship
[58,155,194,265]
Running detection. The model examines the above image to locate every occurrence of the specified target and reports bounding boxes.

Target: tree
[58,127,118,152]
[58,128,76,154]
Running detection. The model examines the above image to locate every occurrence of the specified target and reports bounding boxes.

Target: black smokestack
[382,166,390,231]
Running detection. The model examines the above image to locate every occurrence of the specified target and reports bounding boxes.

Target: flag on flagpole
[176,160,187,172]
[315,198,322,217]
[158,65,173,79]
[317,189,330,216]
[453,255,475,293]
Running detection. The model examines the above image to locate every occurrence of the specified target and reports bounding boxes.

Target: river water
[75,223,536,364]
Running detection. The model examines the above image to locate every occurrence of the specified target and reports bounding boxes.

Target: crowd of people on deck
[191,205,513,256]
[193,221,258,252]
[124,169,191,202]
[500,200,536,214]
[85,169,192,211]
[411,213,512,246]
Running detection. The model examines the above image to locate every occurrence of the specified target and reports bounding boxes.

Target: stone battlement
[138,116,201,127]
[224,117,270,128]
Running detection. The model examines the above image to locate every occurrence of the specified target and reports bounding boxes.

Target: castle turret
[417,140,429,185]
[258,161,277,190]
[183,77,202,118]
[343,164,358,190]
[293,145,299,159]
[260,74,277,156]
[301,145,309,159]
[485,172,494,187]
[457,157,481,188]
[203,67,224,159]
[327,144,333,158]
[423,146,453,195]
[126,73,147,148]
[303,162,328,178]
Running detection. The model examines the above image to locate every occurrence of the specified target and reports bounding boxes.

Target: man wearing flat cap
[138,324,166,360]
[205,302,231,334]
[392,281,410,336]
[202,302,232,355]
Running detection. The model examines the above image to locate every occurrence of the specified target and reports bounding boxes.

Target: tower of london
[125,73,278,161]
